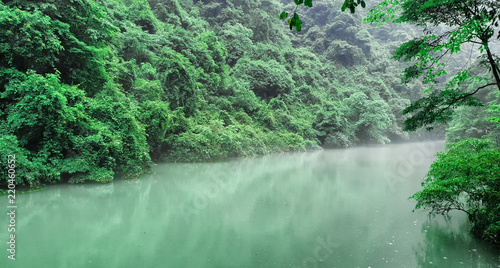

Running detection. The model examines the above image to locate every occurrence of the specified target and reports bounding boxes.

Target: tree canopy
[363,0,500,245]
[411,138,500,245]
[1,0,422,191]
[366,0,500,131]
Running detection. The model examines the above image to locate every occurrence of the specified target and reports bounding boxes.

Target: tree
[343,92,394,143]
[1,0,118,96]
[219,23,254,66]
[365,0,500,245]
[232,58,293,100]
[411,138,500,245]
[366,0,500,131]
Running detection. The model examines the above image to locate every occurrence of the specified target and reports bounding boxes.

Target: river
[1,141,499,267]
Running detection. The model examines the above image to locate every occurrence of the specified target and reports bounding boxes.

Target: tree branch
[439,83,496,113]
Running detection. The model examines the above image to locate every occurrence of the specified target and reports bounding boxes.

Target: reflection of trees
[414,217,500,268]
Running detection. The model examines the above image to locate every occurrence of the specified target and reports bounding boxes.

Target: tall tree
[366,0,500,131]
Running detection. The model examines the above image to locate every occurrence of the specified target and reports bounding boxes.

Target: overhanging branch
[439,82,496,112]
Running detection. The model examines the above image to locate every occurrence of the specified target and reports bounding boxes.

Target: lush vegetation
[411,138,500,245]
[1,0,428,191]
[1,0,498,246]
[365,0,500,245]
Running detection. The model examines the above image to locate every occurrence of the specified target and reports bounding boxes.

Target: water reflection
[415,213,500,268]
[1,142,499,268]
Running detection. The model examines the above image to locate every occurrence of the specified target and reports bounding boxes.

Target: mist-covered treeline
[0,0,433,188]
[1,0,500,246]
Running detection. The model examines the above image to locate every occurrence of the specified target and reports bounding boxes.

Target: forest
[0,0,499,247]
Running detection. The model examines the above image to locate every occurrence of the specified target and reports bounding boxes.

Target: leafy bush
[411,138,500,245]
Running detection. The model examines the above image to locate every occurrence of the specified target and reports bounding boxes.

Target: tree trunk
[485,47,500,91]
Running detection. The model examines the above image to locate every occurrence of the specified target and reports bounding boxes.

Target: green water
[1,142,499,268]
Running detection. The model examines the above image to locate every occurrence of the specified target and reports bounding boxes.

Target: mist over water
[1,141,499,268]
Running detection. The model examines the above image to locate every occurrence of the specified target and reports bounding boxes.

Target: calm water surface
[1,141,499,268]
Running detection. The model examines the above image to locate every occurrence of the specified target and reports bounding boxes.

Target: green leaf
[280,11,288,20]
[361,1,366,8]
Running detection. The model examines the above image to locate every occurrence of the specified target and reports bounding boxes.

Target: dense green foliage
[366,0,500,131]
[411,138,500,245]
[364,0,500,245]
[1,0,499,248]
[1,0,423,191]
